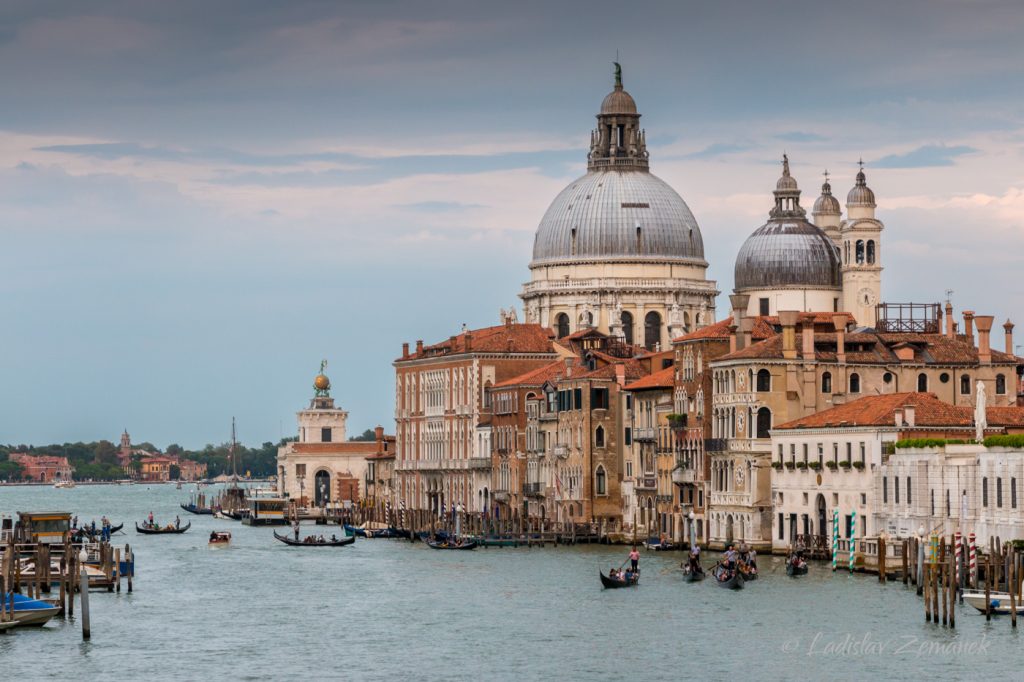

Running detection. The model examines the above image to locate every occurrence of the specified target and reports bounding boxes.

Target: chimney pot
[894,409,903,428]
[963,310,975,347]
[465,332,473,352]
[1004,319,1015,355]
[945,301,954,338]
[402,342,409,359]
[728,324,738,354]
[832,313,849,364]
[779,310,799,359]
[975,315,994,364]
[415,339,424,354]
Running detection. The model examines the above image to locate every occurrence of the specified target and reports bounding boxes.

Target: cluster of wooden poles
[0,534,134,638]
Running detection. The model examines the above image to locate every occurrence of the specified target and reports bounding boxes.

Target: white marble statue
[975,381,988,443]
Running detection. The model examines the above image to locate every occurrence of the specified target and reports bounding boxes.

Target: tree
[169,464,181,480]
[94,440,119,465]
[349,429,376,442]
[0,461,23,481]
[166,443,183,456]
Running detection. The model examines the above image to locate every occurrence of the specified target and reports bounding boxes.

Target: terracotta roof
[494,359,571,388]
[290,442,391,455]
[671,316,779,344]
[775,392,1024,430]
[624,365,675,391]
[400,323,555,361]
[573,358,647,381]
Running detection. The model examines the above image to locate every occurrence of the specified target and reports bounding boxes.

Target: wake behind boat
[136,521,190,535]
[273,531,354,547]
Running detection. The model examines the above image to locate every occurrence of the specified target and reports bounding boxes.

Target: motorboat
[2,593,61,626]
[962,589,1024,614]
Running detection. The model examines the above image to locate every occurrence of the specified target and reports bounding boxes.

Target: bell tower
[840,161,883,326]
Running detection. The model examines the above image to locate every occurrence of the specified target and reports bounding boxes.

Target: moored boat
[180,502,214,515]
[962,589,1023,614]
[273,531,355,547]
[136,521,191,535]
[600,569,639,588]
[2,593,61,627]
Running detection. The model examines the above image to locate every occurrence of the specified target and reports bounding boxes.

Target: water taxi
[242,496,288,526]
[962,589,1024,614]
[208,531,231,546]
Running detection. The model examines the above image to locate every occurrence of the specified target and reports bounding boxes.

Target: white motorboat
[962,589,1024,614]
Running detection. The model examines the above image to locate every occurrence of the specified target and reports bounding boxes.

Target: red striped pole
[954,532,962,587]
[968,532,977,587]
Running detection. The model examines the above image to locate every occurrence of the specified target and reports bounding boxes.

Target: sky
[2,0,1023,449]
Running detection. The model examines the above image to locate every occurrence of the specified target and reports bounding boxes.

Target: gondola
[713,564,744,590]
[74,522,124,540]
[343,524,367,537]
[180,503,214,515]
[681,561,705,582]
[739,565,758,581]
[426,538,477,550]
[273,531,355,547]
[786,556,809,576]
[135,521,191,535]
[600,569,639,588]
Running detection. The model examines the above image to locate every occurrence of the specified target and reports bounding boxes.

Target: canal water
[1,484,1019,681]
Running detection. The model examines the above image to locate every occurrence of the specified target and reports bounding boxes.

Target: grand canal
[1,484,1018,680]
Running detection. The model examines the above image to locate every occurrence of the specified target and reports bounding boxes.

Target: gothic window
[756,407,771,439]
[621,311,634,345]
[821,372,832,393]
[594,426,605,448]
[960,375,971,395]
[856,240,865,264]
[756,369,771,392]
[644,311,661,351]
[555,313,570,339]
[595,466,607,496]
[917,373,928,392]
[867,240,876,264]
[997,374,1007,395]
[849,373,861,394]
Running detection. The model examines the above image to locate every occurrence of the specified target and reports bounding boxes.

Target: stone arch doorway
[314,469,331,507]
[817,494,828,539]
[725,515,734,543]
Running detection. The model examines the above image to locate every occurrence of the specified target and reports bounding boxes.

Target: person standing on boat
[175,515,180,529]
[629,546,640,572]
[148,511,154,526]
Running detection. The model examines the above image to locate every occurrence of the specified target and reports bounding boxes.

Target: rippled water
[1,484,1021,681]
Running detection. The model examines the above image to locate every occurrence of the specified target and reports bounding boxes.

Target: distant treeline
[0,428,378,482]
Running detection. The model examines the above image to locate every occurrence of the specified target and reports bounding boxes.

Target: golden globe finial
[313,359,330,396]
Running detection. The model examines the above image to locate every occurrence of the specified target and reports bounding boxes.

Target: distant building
[276,365,395,507]
[139,455,176,482]
[8,453,73,482]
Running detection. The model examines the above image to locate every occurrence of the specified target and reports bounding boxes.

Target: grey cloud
[872,144,977,168]
[775,131,827,143]
[680,142,754,160]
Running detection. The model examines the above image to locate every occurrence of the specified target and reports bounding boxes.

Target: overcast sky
[2,0,1023,448]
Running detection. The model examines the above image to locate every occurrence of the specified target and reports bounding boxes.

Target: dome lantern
[588,62,648,172]
[812,169,841,216]
[846,159,876,207]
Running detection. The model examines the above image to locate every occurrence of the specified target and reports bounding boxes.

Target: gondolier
[629,546,640,572]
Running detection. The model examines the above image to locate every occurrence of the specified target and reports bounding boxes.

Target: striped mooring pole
[831,509,839,571]
[849,509,856,572]
[954,532,963,586]
[968,532,977,587]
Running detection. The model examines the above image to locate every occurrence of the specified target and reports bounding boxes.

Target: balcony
[467,457,491,470]
[634,427,657,441]
[704,438,728,453]
[672,468,696,485]
[524,482,544,497]
[493,490,510,503]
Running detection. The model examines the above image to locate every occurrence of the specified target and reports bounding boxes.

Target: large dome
[530,170,706,265]
[734,220,841,290]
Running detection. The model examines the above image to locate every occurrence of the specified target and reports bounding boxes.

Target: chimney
[730,294,750,350]
[739,316,754,350]
[728,324,738,354]
[832,313,849,364]
[1005,319,1015,355]
[945,301,954,338]
[904,405,916,427]
[402,342,409,359]
[465,332,473,352]
[375,425,384,443]
[415,339,424,354]
[963,310,975,346]
[894,409,903,428]
[615,364,626,386]
[801,320,815,360]
[779,310,799,359]
[975,315,994,364]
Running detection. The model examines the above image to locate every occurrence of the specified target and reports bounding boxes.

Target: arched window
[821,372,832,393]
[917,373,928,392]
[644,311,661,351]
[856,240,865,264]
[756,407,771,439]
[595,466,607,496]
[555,313,570,339]
[621,311,634,345]
[867,240,876,264]
[997,374,1007,395]
[756,369,771,392]
[849,373,861,394]
[961,374,971,395]
[594,425,605,448]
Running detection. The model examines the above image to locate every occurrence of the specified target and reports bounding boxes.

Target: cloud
[680,142,754,160]
[873,144,977,168]
[392,201,486,212]
[775,131,827,143]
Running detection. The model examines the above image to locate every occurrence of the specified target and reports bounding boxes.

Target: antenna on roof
[945,289,954,304]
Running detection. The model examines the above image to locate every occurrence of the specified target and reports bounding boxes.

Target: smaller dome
[847,168,876,206]
[314,374,331,391]
[601,86,637,115]
[813,178,841,215]
[775,153,798,191]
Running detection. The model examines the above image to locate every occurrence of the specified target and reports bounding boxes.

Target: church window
[960,375,971,395]
[849,373,861,393]
[756,369,771,392]
[917,373,928,392]
[621,311,634,345]
[570,228,577,256]
[595,466,607,495]
[555,313,570,339]
[321,427,332,443]
[867,240,876,264]
[759,298,769,316]
[997,374,1007,395]
[856,240,865,264]
[644,311,661,351]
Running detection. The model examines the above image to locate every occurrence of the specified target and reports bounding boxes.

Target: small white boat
[962,589,1024,614]
[52,480,75,489]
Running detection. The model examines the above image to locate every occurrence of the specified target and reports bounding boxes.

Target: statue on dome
[614,61,622,87]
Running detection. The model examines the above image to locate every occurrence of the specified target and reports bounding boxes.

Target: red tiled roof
[400,323,555,361]
[776,392,1024,430]
[494,359,571,388]
[624,365,675,391]
[574,358,647,382]
[671,316,779,344]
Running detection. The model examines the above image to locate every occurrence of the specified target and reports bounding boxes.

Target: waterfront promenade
[2,483,1017,681]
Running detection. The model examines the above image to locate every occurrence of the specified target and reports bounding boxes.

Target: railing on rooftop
[875,303,941,334]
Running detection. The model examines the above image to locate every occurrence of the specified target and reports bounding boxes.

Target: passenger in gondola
[330,534,337,542]
[210,531,218,542]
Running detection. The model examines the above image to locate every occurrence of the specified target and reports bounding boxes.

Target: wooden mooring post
[878,536,886,583]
